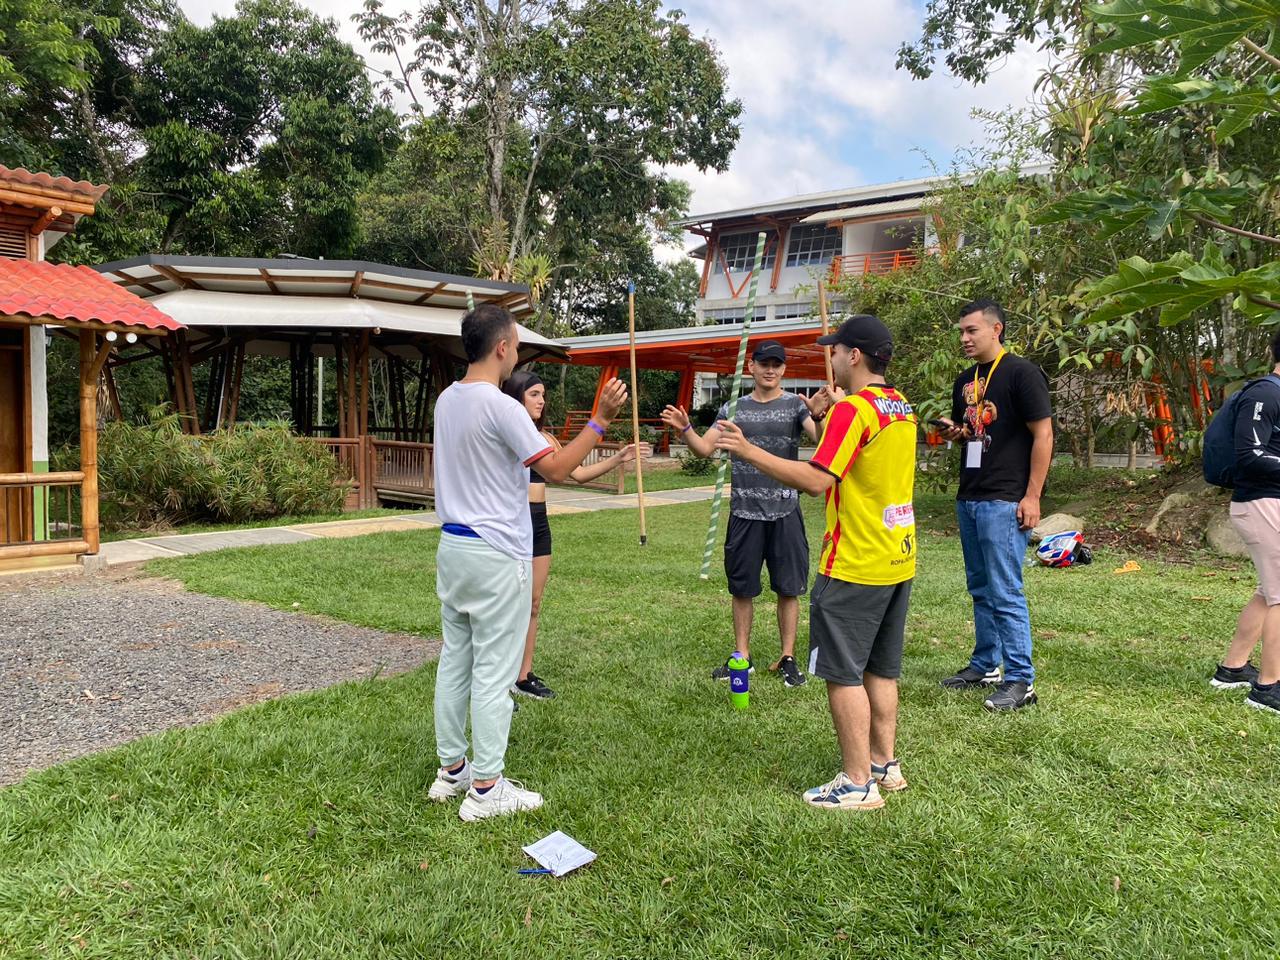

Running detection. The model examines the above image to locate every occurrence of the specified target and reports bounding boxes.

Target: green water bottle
[728,651,750,710]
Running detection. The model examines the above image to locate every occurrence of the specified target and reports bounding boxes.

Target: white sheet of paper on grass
[522,831,596,877]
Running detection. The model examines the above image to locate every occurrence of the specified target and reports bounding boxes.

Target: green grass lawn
[2,492,1278,958]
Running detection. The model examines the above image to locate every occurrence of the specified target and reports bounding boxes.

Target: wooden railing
[369,439,434,504]
[311,438,365,510]
[0,472,89,560]
[831,249,921,278]
[569,441,627,494]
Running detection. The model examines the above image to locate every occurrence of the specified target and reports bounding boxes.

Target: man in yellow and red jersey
[716,314,916,812]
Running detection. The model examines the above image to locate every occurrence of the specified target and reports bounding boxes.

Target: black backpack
[1202,373,1280,488]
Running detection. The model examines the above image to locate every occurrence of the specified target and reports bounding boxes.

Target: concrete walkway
[98,484,719,566]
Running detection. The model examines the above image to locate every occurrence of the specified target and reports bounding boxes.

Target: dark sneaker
[513,672,555,699]
[1246,681,1280,715]
[778,656,807,688]
[711,658,753,680]
[1211,662,1259,690]
[940,665,1001,690]
[984,680,1037,712]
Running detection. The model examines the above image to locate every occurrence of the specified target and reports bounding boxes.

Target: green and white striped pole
[699,231,767,580]
[466,290,476,311]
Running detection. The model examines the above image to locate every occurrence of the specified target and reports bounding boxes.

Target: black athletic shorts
[530,501,552,558]
[807,576,912,686]
[723,509,809,599]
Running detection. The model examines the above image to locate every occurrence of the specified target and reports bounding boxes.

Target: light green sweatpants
[434,532,532,780]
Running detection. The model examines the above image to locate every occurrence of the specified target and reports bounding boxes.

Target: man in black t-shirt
[936,299,1054,712]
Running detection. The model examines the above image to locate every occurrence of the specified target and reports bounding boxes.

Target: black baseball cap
[816,314,893,362]
[751,340,786,363]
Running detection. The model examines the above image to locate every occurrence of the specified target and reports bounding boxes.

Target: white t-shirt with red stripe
[433,381,553,560]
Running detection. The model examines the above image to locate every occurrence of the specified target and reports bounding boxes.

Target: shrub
[677,451,716,476]
[88,412,347,530]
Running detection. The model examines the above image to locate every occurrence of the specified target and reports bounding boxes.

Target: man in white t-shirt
[428,304,627,821]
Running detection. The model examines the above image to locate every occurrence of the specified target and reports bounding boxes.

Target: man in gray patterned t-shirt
[662,341,835,687]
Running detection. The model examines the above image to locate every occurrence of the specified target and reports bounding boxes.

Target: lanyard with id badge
[966,350,1005,469]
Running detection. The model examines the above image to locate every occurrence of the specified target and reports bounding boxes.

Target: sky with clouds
[177,0,1046,225]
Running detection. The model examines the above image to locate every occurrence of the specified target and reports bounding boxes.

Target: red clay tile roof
[0,166,110,203]
[0,258,182,331]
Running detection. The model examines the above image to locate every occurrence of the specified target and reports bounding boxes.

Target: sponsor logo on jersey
[882,503,915,530]
[872,395,914,419]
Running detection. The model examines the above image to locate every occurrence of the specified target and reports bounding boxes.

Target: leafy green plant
[677,452,715,476]
[88,410,347,530]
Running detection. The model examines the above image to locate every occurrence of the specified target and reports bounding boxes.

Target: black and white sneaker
[513,672,555,699]
[1246,681,1280,715]
[778,656,807,688]
[1211,662,1260,690]
[711,658,753,680]
[940,665,1001,690]
[984,680,1037,712]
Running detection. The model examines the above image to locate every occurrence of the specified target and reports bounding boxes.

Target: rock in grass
[1032,513,1084,544]
[1205,511,1249,557]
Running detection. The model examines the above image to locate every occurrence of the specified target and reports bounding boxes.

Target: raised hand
[660,404,690,431]
[596,378,628,423]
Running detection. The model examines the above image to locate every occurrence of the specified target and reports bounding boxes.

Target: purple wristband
[587,420,605,437]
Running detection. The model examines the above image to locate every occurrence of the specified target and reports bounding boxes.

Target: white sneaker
[428,760,473,802]
[458,776,544,822]
[802,772,885,811]
[871,759,908,793]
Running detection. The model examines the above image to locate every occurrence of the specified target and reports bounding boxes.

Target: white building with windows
[679,168,1057,403]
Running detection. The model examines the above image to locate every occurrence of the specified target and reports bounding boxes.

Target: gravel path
[0,571,438,787]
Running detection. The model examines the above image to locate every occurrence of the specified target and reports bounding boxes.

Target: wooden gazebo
[0,167,181,571]
[95,255,567,507]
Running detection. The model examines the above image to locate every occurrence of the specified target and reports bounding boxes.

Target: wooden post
[345,334,357,438]
[227,342,245,428]
[627,282,647,546]
[79,330,100,554]
[817,279,834,389]
[334,337,346,438]
[359,329,371,437]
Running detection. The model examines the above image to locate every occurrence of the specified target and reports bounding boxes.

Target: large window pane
[785,224,842,267]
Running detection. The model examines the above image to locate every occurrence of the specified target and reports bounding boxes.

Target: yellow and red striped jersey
[809,385,917,585]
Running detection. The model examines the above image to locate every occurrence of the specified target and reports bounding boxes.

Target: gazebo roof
[145,288,565,363]
[560,316,832,380]
[0,258,181,333]
[99,255,536,317]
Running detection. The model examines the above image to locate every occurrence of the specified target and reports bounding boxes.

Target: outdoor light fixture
[105,331,118,342]
[125,333,138,343]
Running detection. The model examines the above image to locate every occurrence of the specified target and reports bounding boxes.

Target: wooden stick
[699,232,767,580]
[627,281,648,546]
[817,278,834,389]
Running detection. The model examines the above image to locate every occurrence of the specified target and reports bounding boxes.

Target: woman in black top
[501,372,649,699]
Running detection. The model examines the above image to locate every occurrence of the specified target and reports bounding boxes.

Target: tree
[898,0,1082,83]
[1040,0,1280,415]
[0,0,117,168]
[353,0,740,318]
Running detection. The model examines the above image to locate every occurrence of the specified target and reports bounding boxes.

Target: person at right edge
[937,299,1053,712]
[1211,328,1280,715]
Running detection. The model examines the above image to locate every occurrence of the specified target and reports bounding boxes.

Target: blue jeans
[955,499,1035,684]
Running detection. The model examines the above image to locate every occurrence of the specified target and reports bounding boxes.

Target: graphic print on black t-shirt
[951,353,1052,502]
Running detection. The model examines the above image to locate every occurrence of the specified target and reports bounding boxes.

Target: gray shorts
[807,576,913,686]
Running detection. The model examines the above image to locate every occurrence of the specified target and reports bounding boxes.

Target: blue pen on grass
[518,868,553,875]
